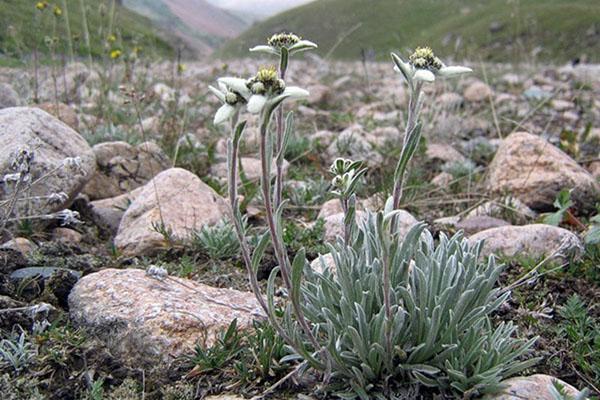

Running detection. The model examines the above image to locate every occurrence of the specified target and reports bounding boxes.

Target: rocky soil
[0,59,598,399]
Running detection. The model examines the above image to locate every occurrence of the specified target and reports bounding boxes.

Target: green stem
[273,58,288,209]
[259,107,322,353]
[61,0,74,62]
[392,82,422,210]
[78,0,93,68]
[226,117,294,346]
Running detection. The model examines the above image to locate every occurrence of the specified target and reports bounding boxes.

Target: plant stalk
[273,57,288,209]
[258,108,322,353]
[78,0,93,68]
[392,82,422,210]
[226,117,293,346]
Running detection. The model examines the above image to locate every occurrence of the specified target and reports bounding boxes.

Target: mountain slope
[218,0,600,63]
[123,0,248,56]
[0,0,174,64]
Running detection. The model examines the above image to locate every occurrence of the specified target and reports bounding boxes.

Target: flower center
[247,66,285,95]
[409,46,443,71]
[267,32,301,49]
[225,91,241,105]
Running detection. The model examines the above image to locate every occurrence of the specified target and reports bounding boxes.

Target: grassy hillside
[218,0,600,63]
[123,0,248,56]
[0,0,174,65]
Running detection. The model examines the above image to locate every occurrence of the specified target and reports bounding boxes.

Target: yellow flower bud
[110,49,122,60]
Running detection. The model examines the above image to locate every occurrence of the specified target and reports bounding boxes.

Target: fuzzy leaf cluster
[295,212,537,398]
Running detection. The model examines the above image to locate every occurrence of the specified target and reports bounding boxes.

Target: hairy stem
[0,173,27,236]
[386,81,423,373]
[259,108,322,353]
[340,195,357,247]
[226,118,294,346]
[382,226,393,375]
[341,196,350,246]
[392,82,422,210]
[273,62,287,209]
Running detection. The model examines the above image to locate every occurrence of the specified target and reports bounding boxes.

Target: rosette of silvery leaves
[244,66,309,114]
[249,32,318,56]
[208,78,251,125]
[391,46,472,85]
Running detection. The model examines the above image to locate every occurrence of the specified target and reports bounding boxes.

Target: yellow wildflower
[110,49,122,60]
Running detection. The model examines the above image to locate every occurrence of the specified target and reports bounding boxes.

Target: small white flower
[32,320,51,335]
[245,66,309,114]
[11,148,34,173]
[55,209,81,226]
[146,265,168,281]
[3,172,22,183]
[30,303,52,317]
[208,78,251,125]
[250,32,318,56]
[62,156,84,173]
[47,192,68,205]
[391,47,471,85]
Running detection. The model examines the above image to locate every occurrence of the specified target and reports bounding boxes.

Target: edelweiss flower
[250,32,318,56]
[56,209,81,226]
[391,46,471,84]
[209,78,251,125]
[245,66,309,114]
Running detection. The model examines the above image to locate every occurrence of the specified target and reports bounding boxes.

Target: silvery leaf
[289,39,318,54]
[281,86,309,99]
[247,94,268,114]
[391,52,414,84]
[217,77,252,99]
[208,85,226,103]
[413,69,436,83]
[214,103,236,125]
[437,65,473,77]
[249,45,279,56]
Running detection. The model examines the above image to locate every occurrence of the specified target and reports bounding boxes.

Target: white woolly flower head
[391,46,472,85]
[245,66,309,114]
[249,32,318,56]
[209,77,251,125]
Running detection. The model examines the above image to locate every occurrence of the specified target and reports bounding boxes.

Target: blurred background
[1,0,598,66]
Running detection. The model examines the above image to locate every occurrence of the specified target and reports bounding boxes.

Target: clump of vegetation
[192,218,241,261]
[283,218,328,257]
[183,319,289,393]
[550,380,591,400]
[557,295,600,389]
[207,35,541,398]
[0,329,37,372]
